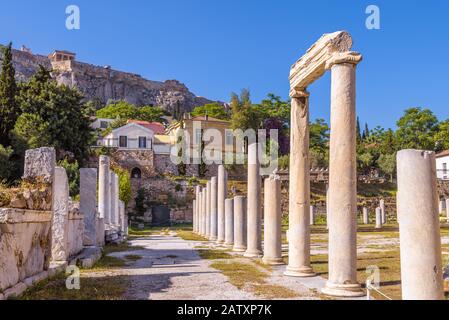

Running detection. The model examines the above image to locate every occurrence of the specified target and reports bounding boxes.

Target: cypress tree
[356,116,361,143]
[0,42,18,146]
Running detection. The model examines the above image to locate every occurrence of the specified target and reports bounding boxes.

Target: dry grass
[198,249,234,260]
[102,242,144,255]
[124,254,142,261]
[177,230,209,241]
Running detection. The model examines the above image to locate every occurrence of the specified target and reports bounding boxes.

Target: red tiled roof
[436,150,449,158]
[127,120,166,135]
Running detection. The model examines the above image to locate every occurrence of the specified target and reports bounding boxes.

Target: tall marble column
[193,199,197,232]
[244,143,262,258]
[375,207,382,229]
[98,156,111,225]
[380,199,386,224]
[397,149,443,300]
[322,52,364,297]
[217,165,227,244]
[210,176,218,241]
[233,196,247,252]
[110,172,120,227]
[201,188,206,236]
[263,174,284,265]
[195,186,201,233]
[224,199,234,246]
[205,181,211,239]
[285,89,315,277]
[326,183,330,230]
[80,168,98,246]
[362,207,369,224]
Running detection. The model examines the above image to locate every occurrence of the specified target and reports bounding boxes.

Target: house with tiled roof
[436,150,449,180]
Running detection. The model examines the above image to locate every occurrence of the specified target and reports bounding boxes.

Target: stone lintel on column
[325,51,363,70]
[289,88,310,99]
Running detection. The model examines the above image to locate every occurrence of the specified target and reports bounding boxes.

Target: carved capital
[325,51,363,70]
[289,88,310,99]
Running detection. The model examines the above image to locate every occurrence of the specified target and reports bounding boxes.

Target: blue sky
[1,0,448,129]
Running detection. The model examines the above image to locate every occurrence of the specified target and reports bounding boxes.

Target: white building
[436,150,449,180]
[97,122,155,150]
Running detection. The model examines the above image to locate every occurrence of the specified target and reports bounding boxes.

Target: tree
[96,101,166,123]
[396,107,438,150]
[16,65,94,164]
[434,119,449,151]
[112,166,132,205]
[356,117,362,144]
[358,152,374,174]
[96,101,139,119]
[191,103,229,120]
[58,158,80,197]
[230,89,263,132]
[134,188,147,216]
[0,144,13,180]
[378,153,396,182]
[0,43,18,146]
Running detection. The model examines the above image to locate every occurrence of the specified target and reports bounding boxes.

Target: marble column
[201,189,206,236]
[193,199,197,232]
[98,155,111,225]
[263,174,284,265]
[110,172,120,227]
[233,196,247,252]
[375,207,382,229]
[205,181,211,239]
[326,184,330,230]
[217,165,227,244]
[439,200,445,214]
[310,206,315,226]
[397,149,443,300]
[244,143,262,258]
[225,199,234,246]
[195,186,201,233]
[322,52,364,297]
[119,200,126,235]
[362,207,369,225]
[285,89,315,277]
[446,199,449,221]
[80,168,98,246]
[210,176,218,241]
[51,167,70,262]
[380,199,386,224]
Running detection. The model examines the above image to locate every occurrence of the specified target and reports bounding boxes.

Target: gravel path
[108,232,259,300]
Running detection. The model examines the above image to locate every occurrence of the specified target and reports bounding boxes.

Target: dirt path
[106,232,259,300]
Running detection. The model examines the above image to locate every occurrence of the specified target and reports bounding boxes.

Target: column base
[244,250,263,258]
[216,239,225,244]
[262,257,285,265]
[224,242,234,247]
[321,282,365,298]
[284,265,316,277]
[232,246,247,252]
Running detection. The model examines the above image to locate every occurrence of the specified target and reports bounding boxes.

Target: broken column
[195,186,201,233]
[244,143,262,258]
[80,168,98,247]
[310,206,315,226]
[210,176,218,241]
[193,199,197,233]
[285,90,315,277]
[98,156,111,225]
[380,199,386,224]
[217,165,227,244]
[224,198,234,246]
[233,196,247,252]
[119,200,126,237]
[439,200,446,214]
[397,149,443,300]
[51,167,70,262]
[362,207,369,224]
[375,207,382,229]
[322,52,364,297]
[263,174,283,265]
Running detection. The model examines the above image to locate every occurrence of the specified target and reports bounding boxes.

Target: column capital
[325,51,363,70]
[289,88,310,99]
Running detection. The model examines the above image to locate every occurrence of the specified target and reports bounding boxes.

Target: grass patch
[198,249,234,260]
[19,273,128,300]
[124,254,142,261]
[251,284,298,299]
[102,242,144,255]
[177,230,208,241]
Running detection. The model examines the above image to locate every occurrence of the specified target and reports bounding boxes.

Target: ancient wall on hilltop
[0,48,213,112]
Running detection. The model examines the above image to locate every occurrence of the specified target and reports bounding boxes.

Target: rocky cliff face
[0,47,213,113]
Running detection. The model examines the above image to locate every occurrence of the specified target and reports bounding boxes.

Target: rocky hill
[0,46,214,113]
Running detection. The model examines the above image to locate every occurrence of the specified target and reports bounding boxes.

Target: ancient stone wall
[2,48,214,113]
